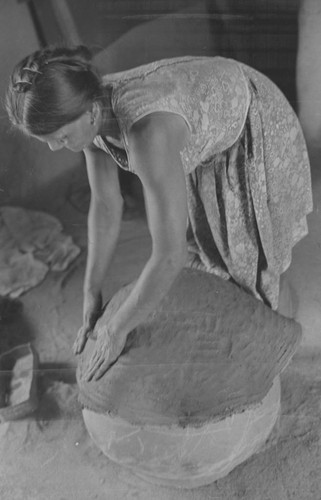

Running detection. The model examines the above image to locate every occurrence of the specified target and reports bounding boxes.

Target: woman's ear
[91,101,100,125]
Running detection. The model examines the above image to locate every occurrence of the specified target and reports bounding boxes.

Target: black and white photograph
[0,1,321,498]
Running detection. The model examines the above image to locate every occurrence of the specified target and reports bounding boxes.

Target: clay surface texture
[77,269,301,427]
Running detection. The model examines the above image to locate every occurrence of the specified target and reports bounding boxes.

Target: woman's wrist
[83,281,102,298]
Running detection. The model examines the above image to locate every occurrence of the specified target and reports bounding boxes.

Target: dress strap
[99,136,130,171]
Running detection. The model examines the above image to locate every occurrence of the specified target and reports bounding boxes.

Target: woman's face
[34,108,100,153]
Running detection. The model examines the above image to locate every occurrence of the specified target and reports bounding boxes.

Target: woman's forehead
[35,126,67,142]
[36,114,87,140]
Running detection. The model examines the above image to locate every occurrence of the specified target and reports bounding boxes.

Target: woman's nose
[47,140,64,151]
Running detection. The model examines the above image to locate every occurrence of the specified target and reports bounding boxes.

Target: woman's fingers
[83,345,110,381]
[85,355,109,381]
[82,336,120,380]
[81,330,128,381]
[73,326,91,355]
[73,308,101,356]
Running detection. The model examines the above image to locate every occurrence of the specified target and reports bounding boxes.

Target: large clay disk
[82,375,281,488]
[77,269,301,427]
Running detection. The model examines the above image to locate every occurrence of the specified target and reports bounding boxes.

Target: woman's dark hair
[5,45,103,136]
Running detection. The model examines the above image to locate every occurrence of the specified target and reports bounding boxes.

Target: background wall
[93,1,214,73]
[0,0,318,211]
[297,0,321,151]
[0,0,81,210]
[0,0,215,211]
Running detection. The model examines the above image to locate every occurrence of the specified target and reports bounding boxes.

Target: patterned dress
[93,56,313,309]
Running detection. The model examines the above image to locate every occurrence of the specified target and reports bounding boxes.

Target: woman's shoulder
[103,56,250,146]
[101,56,249,106]
[102,58,199,135]
[101,56,239,83]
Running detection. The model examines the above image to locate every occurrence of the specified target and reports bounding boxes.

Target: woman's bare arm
[73,146,123,354]
[82,112,190,379]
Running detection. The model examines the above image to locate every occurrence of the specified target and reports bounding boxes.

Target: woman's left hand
[81,327,128,381]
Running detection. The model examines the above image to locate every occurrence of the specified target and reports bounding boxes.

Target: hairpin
[13,80,33,93]
[22,67,42,75]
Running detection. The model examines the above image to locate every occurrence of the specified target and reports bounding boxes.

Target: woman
[6,45,313,381]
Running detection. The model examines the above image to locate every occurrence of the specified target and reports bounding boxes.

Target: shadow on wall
[296,0,321,153]
[91,0,215,213]
[1,0,215,212]
[90,0,301,211]
[93,1,215,73]
[2,0,307,212]
[0,0,83,212]
[93,0,299,108]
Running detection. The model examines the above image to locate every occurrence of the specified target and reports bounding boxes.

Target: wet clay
[77,269,301,427]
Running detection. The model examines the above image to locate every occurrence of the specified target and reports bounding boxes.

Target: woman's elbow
[162,245,188,273]
[177,246,188,268]
[91,192,124,219]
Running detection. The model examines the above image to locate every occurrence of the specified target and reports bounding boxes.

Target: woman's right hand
[73,291,103,355]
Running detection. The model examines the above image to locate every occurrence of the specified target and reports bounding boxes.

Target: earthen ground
[1,159,321,500]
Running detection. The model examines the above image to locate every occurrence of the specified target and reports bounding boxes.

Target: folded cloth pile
[0,206,81,297]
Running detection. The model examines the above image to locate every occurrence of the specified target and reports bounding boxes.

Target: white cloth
[0,206,81,297]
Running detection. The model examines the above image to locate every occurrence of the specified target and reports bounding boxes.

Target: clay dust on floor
[1,173,321,499]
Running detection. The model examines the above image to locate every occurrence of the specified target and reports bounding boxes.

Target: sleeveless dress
[93,56,313,309]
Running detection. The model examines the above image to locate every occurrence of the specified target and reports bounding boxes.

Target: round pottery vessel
[78,269,300,488]
[82,375,280,489]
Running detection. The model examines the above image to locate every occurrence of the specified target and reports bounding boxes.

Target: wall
[0,0,216,211]
[0,0,82,210]
[0,0,215,210]
[297,0,321,152]
[93,1,214,73]
[1,0,317,210]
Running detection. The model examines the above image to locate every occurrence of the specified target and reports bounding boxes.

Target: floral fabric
[97,56,250,174]
[93,56,313,308]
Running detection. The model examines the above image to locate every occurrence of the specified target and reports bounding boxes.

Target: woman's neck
[97,90,121,141]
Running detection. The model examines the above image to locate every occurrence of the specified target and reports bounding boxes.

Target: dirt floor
[1,159,321,500]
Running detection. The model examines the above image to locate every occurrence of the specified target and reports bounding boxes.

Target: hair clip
[22,66,42,75]
[13,80,32,93]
